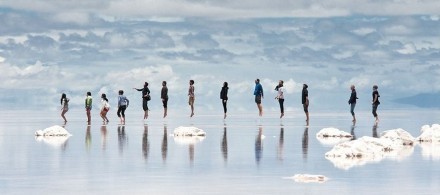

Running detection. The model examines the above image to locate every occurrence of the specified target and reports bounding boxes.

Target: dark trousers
[278,99,284,113]
[350,103,356,116]
[117,105,127,118]
[222,100,227,113]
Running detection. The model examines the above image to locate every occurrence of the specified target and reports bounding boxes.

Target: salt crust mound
[316,127,353,146]
[417,124,440,142]
[283,174,328,183]
[35,136,69,147]
[35,125,72,136]
[417,124,440,160]
[325,128,415,170]
[173,126,206,136]
[316,127,353,138]
[173,136,206,144]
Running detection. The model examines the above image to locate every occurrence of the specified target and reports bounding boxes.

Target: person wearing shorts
[372,85,380,124]
[60,93,69,123]
[117,90,129,125]
[100,93,110,124]
[253,79,264,117]
[134,82,150,120]
[85,92,92,125]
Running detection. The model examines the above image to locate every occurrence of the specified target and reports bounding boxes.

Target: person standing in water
[188,80,195,117]
[302,84,309,125]
[275,80,285,118]
[220,82,229,119]
[117,90,129,125]
[60,93,69,123]
[254,79,264,117]
[85,92,93,125]
[161,81,169,118]
[348,85,358,122]
[372,85,380,123]
[100,93,110,124]
[133,82,150,120]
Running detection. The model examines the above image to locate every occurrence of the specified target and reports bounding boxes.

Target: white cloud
[397,43,417,54]
[352,28,377,36]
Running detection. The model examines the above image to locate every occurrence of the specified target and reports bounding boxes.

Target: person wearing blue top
[133,82,150,120]
[117,90,129,125]
[254,79,264,117]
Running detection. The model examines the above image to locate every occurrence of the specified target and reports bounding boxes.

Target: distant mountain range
[394,93,440,108]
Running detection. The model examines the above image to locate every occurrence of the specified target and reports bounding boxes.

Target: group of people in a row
[59,79,380,125]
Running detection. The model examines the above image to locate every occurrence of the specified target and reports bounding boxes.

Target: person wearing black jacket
[133,82,150,120]
[348,85,358,122]
[220,82,229,119]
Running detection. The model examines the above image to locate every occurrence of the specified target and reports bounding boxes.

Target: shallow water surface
[0,109,439,194]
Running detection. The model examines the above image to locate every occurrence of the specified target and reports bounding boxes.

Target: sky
[0,0,439,113]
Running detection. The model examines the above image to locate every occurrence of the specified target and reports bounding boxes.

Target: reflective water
[0,109,439,194]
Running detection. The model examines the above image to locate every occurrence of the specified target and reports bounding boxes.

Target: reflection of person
[275,80,285,118]
[254,79,264,117]
[60,93,69,123]
[100,93,110,124]
[372,85,380,123]
[220,82,229,119]
[302,127,309,160]
[85,92,92,125]
[188,80,195,117]
[348,85,358,122]
[162,125,168,162]
[117,90,129,125]
[117,126,126,155]
[133,82,150,120]
[85,126,91,151]
[221,125,228,162]
[350,124,356,140]
[302,84,309,125]
[372,124,378,138]
[255,126,263,165]
[142,125,149,160]
[100,125,107,151]
[161,81,169,118]
[277,127,284,161]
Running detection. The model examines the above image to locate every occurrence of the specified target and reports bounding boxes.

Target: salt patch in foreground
[316,127,353,146]
[173,126,206,144]
[325,128,415,170]
[283,174,328,183]
[35,125,72,136]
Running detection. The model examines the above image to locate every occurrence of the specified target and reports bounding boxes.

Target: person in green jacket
[85,91,93,125]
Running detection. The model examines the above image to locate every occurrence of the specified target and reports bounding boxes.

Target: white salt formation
[283,174,328,183]
[417,124,440,160]
[316,127,353,146]
[173,136,206,145]
[325,128,415,170]
[35,136,69,147]
[173,126,206,136]
[417,124,440,142]
[35,125,72,136]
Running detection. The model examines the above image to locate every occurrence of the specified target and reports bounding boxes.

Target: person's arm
[261,85,264,98]
[133,87,142,91]
[126,98,129,107]
[373,94,378,104]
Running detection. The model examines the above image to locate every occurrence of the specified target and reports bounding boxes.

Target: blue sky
[0,1,439,112]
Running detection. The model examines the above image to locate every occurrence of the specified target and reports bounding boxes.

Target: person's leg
[279,99,284,118]
[373,104,379,122]
[104,110,109,123]
[121,106,126,124]
[303,104,309,123]
[117,107,122,124]
[351,103,356,122]
[190,97,194,117]
[61,109,67,122]
[163,99,168,118]
[222,100,227,119]
[86,109,91,125]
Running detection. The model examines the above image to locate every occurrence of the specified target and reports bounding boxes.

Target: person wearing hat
[372,85,380,123]
[302,84,309,125]
[134,82,150,120]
